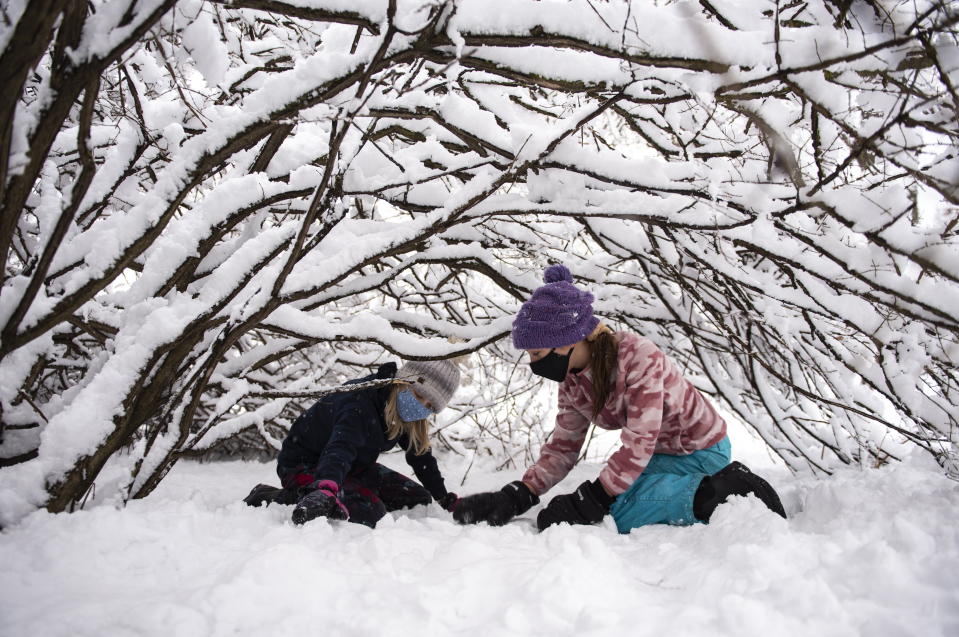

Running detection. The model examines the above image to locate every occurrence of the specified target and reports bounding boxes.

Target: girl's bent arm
[521,387,591,496]
[313,393,378,485]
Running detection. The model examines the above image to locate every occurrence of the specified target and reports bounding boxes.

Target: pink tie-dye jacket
[522,332,727,496]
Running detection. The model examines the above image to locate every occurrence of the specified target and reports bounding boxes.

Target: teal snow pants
[609,437,731,533]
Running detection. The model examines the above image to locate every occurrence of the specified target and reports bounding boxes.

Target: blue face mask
[396,388,434,422]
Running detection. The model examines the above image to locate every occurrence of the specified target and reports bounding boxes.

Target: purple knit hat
[511,264,600,350]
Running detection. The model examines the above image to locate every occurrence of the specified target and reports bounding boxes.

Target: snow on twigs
[2,0,958,522]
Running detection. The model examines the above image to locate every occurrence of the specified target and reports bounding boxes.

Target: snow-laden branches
[1,0,957,525]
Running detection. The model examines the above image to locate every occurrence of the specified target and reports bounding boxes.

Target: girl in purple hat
[453,265,786,533]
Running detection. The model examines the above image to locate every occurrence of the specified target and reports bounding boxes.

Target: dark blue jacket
[277,362,449,500]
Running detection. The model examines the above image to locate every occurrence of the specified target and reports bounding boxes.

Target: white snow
[4,1,959,633]
[2,441,957,637]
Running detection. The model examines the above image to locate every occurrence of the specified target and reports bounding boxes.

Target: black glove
[243,483,286,507]
[536,480,614,531]
[437,492,460,512]
[291,480,349,525]
[453,481,540,526]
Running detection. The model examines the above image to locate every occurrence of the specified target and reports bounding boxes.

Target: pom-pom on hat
[396,359,461,412]
[511,264,600,350]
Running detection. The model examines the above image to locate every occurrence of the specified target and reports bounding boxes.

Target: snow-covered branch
[1,0,957,525]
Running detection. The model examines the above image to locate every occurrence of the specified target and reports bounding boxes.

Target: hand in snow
[438,492,459,512]
[453,481,539,526]
[292,480,349,525]
[536,480,614,531]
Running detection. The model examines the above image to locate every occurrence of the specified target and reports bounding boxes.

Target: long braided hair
[588,323,619,418]
[384,384,431,455]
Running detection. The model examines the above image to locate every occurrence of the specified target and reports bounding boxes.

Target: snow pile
[2,450,957,637]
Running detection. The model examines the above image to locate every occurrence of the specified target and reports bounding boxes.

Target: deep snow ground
[2,437,958,637]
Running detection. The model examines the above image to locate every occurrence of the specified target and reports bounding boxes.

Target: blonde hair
[384,384,431,455]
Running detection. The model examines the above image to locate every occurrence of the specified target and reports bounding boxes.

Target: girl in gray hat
[244,359,461,528]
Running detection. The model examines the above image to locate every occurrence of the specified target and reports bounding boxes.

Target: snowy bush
[1,0,957,525]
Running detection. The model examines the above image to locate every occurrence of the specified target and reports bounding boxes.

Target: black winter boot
[693,462,787,522]
[243,483,297,507]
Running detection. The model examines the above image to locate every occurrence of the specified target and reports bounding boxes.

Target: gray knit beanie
[396,359,461,412]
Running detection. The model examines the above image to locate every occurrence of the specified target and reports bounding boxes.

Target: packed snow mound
[1,454,957,637]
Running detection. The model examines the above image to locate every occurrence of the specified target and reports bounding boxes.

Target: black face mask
[529,348,573,383]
